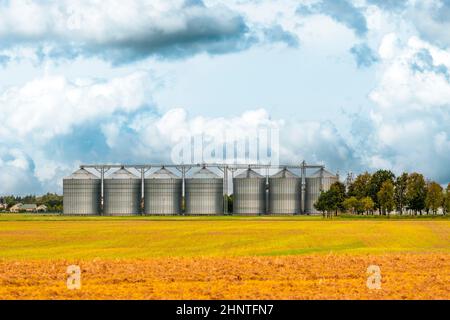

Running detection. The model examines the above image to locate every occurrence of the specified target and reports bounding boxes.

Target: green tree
[425,182,444,215]
[444,184,450,215]
[22,195,37,204]
[314,191,330,218]
[361,197,375,215]
[368,170,395,213]
[37,193,63,212]
[377,180,395,216]
[343,196,359,214]
[327,182,346,216]
[406,173,427,215]
[3,196,18,206]
[394,173,408,214]
[348,172,371,199]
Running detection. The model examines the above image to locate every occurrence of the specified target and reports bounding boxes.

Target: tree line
[0,193,63,212]
[315,170,450,217]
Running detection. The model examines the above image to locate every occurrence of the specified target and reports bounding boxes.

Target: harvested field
[0,215,448,299]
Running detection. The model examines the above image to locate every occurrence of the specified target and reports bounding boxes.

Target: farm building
[63,163,338,216]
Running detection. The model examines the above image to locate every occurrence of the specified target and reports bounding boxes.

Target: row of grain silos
[63,166,337,216]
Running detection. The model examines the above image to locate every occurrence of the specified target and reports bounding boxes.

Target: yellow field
[0,215,449,299]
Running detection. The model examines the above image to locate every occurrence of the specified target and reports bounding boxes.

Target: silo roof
[309,169,336,178]
[191,167,220,179]
[147,167,180,179]
[65,168,99,180]
[271,168,298,178]
[107,167,139,179]
[235,169,264,179]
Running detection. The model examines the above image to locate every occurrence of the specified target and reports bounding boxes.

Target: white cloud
[101,107,357,173]
[0,148,42,195]
[365,33,450,182]
[0,70,156,194]
[0,71,153,141]
[408,0,450,48]
[0,71,357,194]
[0,0,252,64]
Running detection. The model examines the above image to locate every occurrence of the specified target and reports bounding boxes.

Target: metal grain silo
[104,167,141,216]
[269,168,301,215]
[63,168,101,215]
[233,169,266,215]
[185,167,223,215]
[305,169,338,214]
[144,167,182,215]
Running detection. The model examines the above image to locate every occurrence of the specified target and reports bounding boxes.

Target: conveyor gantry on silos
[74,162,332,215]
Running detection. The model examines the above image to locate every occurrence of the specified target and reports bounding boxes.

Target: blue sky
[1,0,450,194]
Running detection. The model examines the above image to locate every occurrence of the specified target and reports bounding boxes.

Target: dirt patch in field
[0,253,448,300]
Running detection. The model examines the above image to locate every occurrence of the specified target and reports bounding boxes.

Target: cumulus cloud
[350,43,379,67]
[297,0,368,37]
[98,108,359,173]
[409,0,450,49]
[0,148,42,195]
[363,34,450,183]
[0,71,153,141]
[0,71,157,194]
[0,85,358,194]
[0,0,298,65]
[366,0,408,11]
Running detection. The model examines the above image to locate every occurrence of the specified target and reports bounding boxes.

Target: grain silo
[104,167,141,216]
[144,167,182,215]
[63,168,101,215]
[305,169,338,214]
[233,169,266,215]
[269,168,301,215]
[185,167,223,215]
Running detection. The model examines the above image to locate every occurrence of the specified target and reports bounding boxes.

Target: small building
[0,203,8,210]
[37,205,48,213]
[9,203,23,213]
[22,204,38,212]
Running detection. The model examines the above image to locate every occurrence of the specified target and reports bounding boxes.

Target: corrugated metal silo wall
[305,176,338,214]
[144,179,182,215]
[233,178,266,215]
[103,179,141,216]
[63,179,101,215]
[268,178,301,215]
[185,178,223,215]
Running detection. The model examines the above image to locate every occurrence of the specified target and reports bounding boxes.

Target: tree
[368,170,395,214]
[314,182,345,218]
[361,197,375,215]
[2,196,18,206]
[406,173,427,215]
[394,173,408,214]
[377,180,395,215]
[327,182,346,216]
[315,191,330,218]
[36,193,63,212]
[444,184,450,215]
[22,195,37,204]
[425,182,444,215]
[343,196,359,214]
[348,172,371,199]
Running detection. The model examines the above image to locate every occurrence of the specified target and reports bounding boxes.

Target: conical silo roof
[107,167,139,179]
[309,169,336,178]
[147,167,180,179]
[191,167,220,179]
[235,168,264,179]
[65,168,99,180]
[271,168,298,178]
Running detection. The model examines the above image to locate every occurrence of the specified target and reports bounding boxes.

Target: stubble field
[0,215,449,300]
